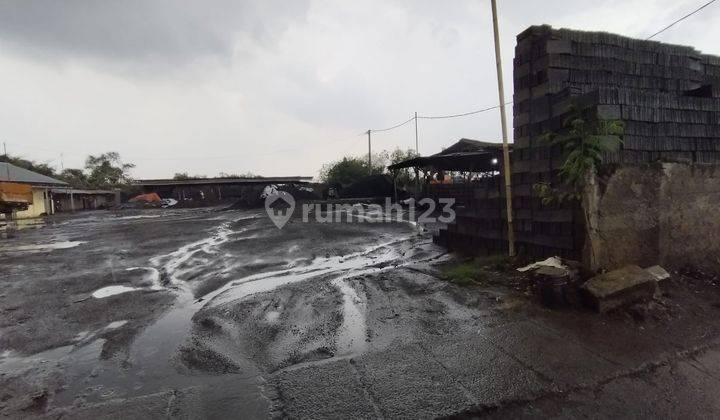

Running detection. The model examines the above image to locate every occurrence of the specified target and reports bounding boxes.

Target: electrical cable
[646,0,717,39]
[417,101,513,120]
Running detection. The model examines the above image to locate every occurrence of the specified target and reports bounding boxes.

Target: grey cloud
[0,0,310,66]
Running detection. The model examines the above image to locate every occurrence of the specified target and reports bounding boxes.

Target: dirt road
[3,208,720,418]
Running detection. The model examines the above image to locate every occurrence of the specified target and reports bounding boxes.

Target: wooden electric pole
[367,130,372,173]
[414,112,419,155]
[491,0,516,256]
[414,112,420,198]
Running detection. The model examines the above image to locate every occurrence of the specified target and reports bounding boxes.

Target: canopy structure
[387,139,509,173]
[0,162,67,186]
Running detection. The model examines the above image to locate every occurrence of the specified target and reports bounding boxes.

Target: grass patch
[475,254,528,272]
[440,262,487,286]
[476,255,514,272]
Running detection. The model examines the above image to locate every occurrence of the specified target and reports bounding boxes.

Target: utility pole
[414,112,420,198]
[3,142,11,181]
[414,112,419,155]
[367,130,372,173]
[491,0,516,256]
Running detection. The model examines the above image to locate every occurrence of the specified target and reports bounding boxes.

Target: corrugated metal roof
[134,176,313,187]
[50,188,116,194]
[435,139,504,156]
[0,162,68,186]
[387,138,508,172]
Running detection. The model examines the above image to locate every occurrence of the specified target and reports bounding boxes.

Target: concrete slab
[646,265,671,282]
[484,321,622,388]
[355,342,475,419]
[531,309,674,368]
[484,358,720,419]
[582,265,659,312]
[272,359,378,419]
[425,334,547,406]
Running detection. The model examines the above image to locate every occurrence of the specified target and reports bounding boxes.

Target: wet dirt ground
[3,207,720,419]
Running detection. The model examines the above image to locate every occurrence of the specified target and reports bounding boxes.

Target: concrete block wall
[585,163,720,272]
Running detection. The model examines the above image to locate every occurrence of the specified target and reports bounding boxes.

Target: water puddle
[105,320,128,329]
[92,285,142,299]
[203,237,412,308]
[149,219,238,285]
[332,278,368,355]
[112,214,163,220]
[0,240,86,253]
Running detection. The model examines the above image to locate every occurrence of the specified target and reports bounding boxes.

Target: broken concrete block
[645,265,671,282]
[581,265,659,313]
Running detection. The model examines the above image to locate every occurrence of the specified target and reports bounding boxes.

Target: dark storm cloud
[0,0,310,65]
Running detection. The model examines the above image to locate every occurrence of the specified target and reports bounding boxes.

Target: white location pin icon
[265,191,295,229]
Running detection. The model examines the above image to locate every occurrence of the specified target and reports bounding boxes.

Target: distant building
[134,176,314,207]
[0,162,67,219]
[0,162,120,219]
[51,188,120,213]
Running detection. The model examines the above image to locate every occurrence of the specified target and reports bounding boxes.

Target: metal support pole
[367,130,372,173]
[491,0,516,256]
[393,173,398,203]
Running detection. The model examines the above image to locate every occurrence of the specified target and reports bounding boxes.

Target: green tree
[58,168,90,189]
[318,149,405,186]
[319,157,369,185]
[536,105,624,203]
[389,148,419,188]
[85,152,134,188]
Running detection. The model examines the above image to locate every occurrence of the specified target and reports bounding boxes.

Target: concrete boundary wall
[584,163,720,272]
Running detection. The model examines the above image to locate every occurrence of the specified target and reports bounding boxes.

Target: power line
[370,116,415,133]
[418,101,513,120]
[647,0,718,39]
[369,100,514,135]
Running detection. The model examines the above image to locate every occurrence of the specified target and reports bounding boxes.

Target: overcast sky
[1,0,718,179]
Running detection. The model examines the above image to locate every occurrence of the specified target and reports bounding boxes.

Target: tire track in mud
[185,235,451,379]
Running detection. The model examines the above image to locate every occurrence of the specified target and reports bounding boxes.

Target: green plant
[537,104,624,203]
[475,254,515,272]
[440,262,486,286]
[532,182,575,205]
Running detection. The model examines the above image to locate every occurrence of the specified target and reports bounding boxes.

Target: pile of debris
[124,193,177,209]
[519,257,671,313]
